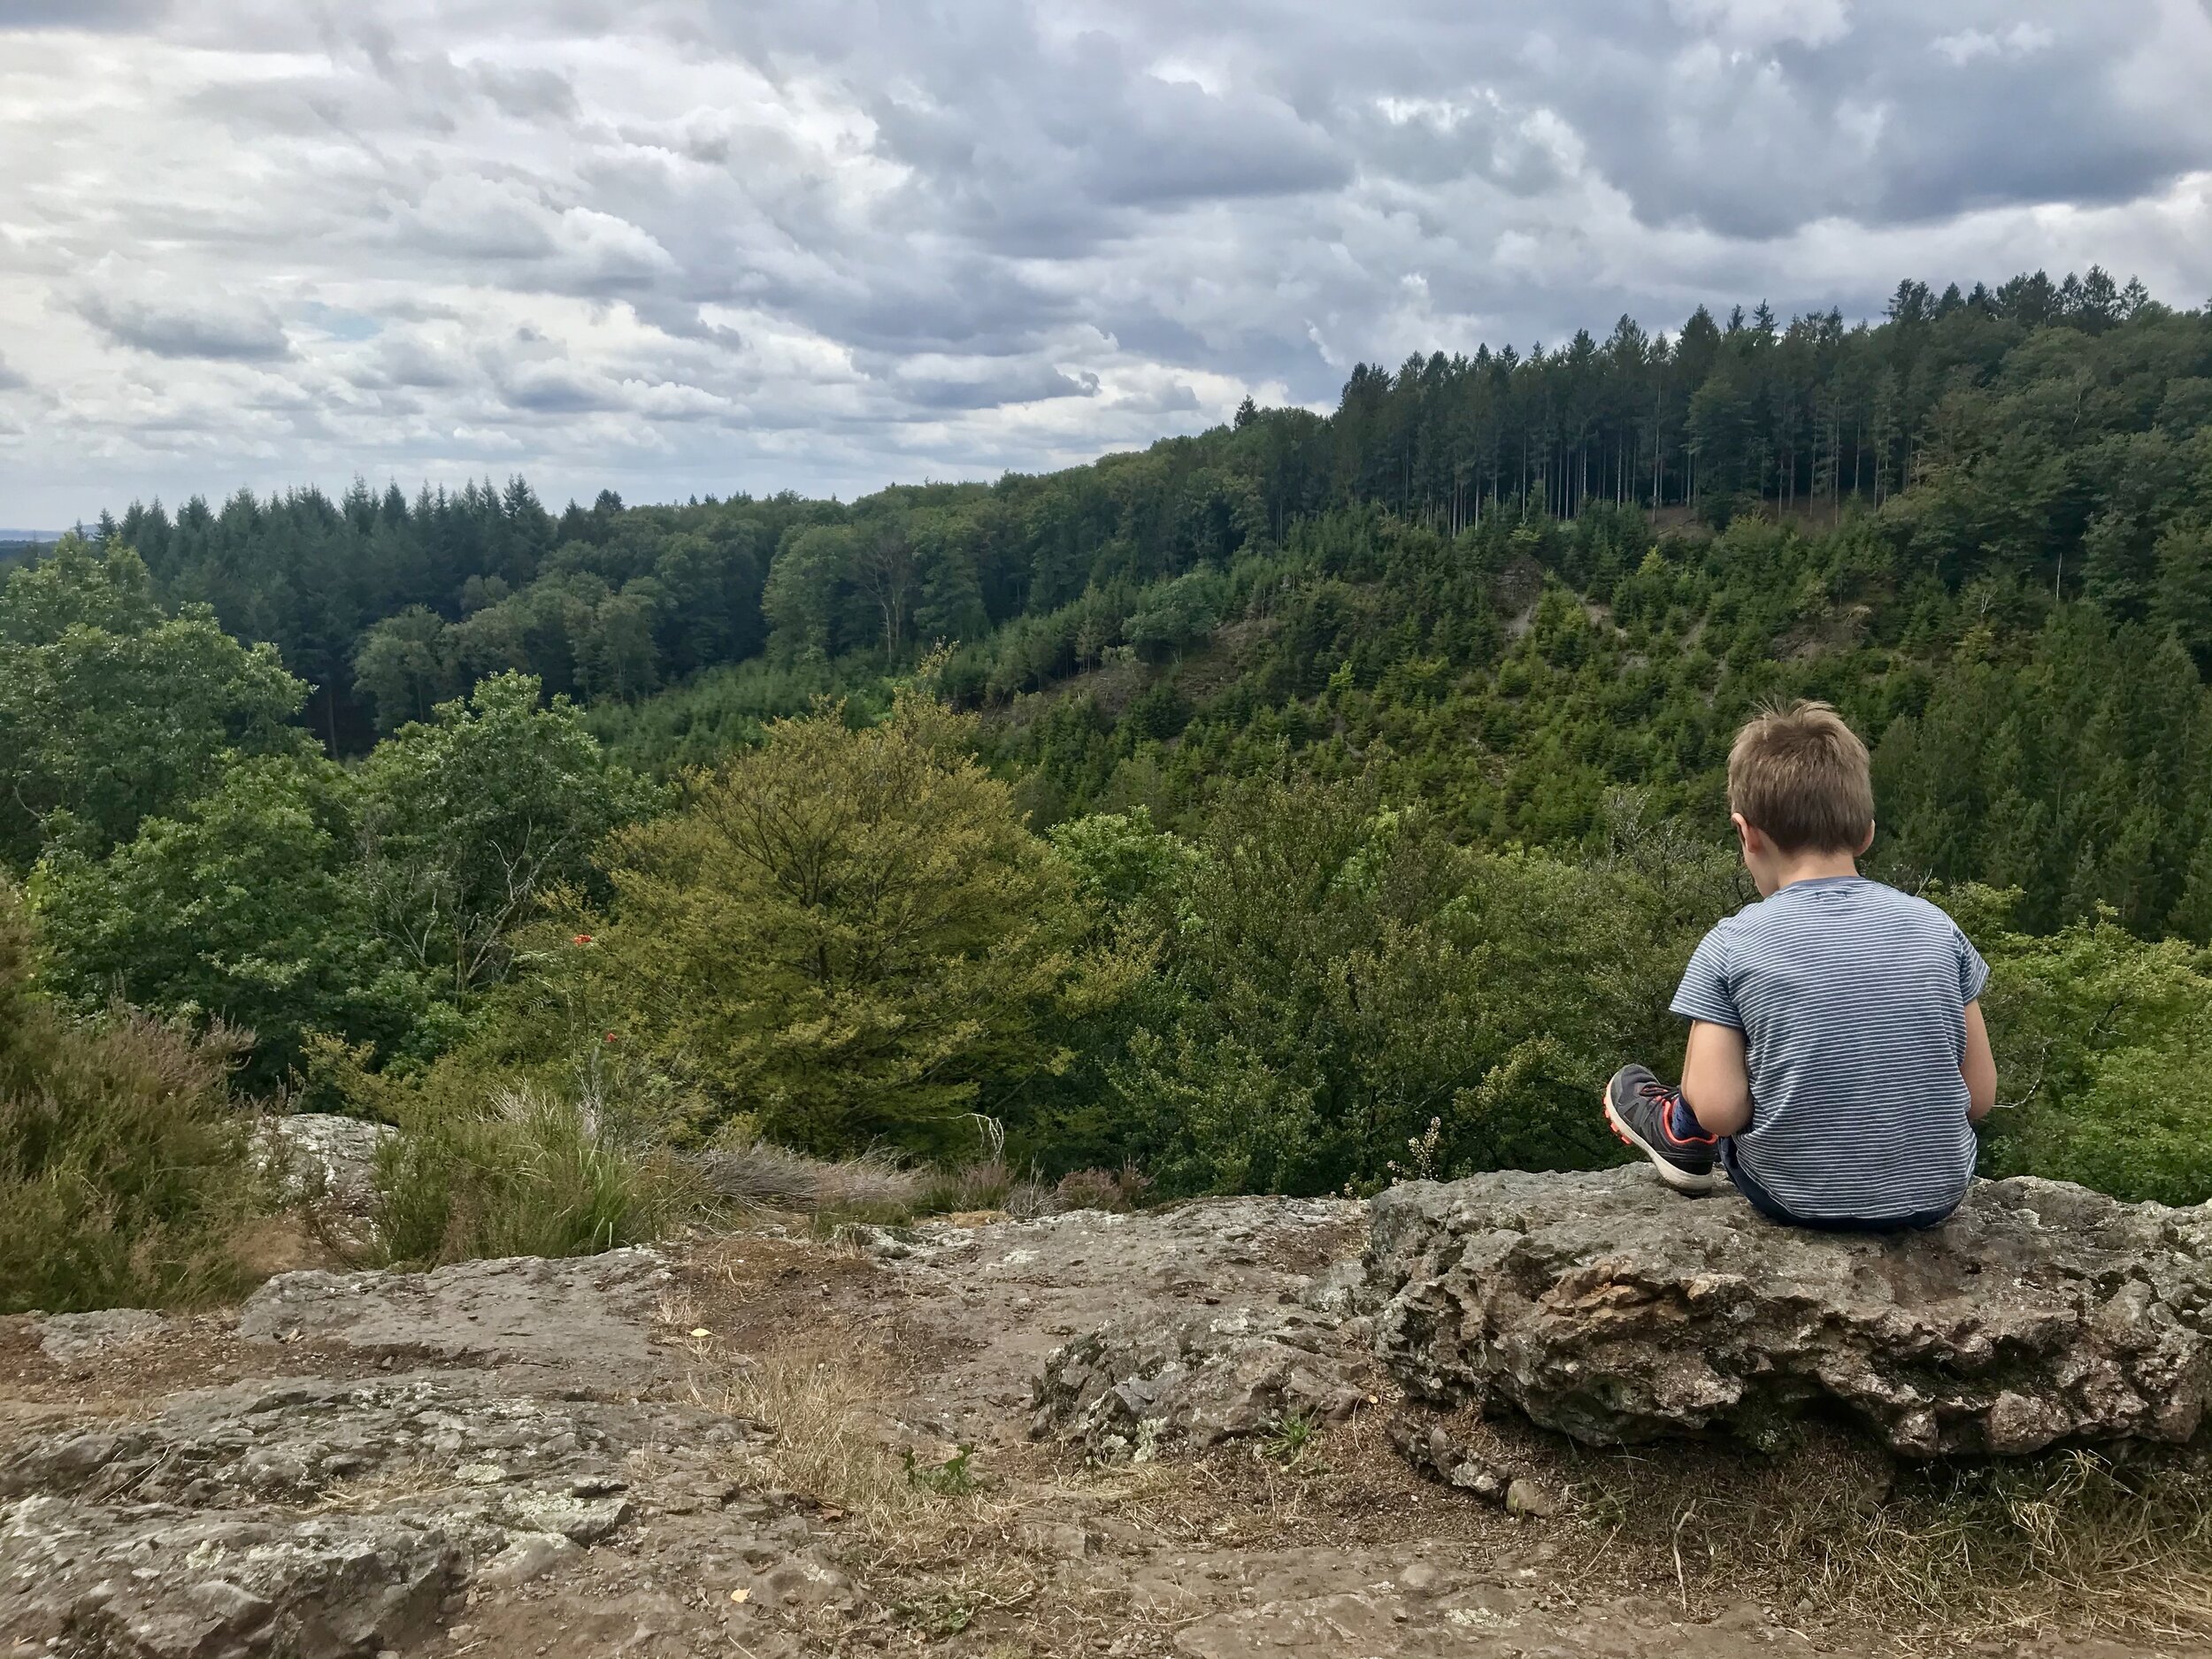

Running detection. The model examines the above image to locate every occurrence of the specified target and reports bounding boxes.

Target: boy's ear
[1858,821,1876,856]
[1730,811,1758,855]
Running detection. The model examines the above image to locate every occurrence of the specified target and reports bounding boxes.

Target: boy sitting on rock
[1604,700,1996,1230]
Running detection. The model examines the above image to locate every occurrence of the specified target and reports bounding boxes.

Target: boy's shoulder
[1717,878,1961,944]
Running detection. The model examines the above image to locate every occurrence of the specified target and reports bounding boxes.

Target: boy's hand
[1681,1020,1754,1137]
[1963,1001,1996,1124]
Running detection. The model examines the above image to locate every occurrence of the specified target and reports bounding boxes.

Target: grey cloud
[1113,379,1202,415]
[892,365,1102,411]
[475,65,581,122]
[987,0,2212,241]
[5,0,2212,530]
[498,361,624,413]
[359,332,473,390]
[74,286,291,362]
[0,356,26,392]
[1,0,170,27]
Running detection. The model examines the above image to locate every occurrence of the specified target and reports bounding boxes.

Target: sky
[3,1,2210,530]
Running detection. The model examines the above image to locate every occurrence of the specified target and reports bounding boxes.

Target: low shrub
[1052,1164,1154,1212]
[0,882,265,1313]
[917,1157,1015,1215]
[367,1081,697,1268]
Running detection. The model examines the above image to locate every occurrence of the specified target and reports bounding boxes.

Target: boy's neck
[1763,849,1861,894]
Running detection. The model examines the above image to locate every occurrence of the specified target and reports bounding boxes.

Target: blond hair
[1726,700,1874,854]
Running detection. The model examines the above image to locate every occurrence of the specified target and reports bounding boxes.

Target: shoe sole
[1602,1088,1718,1194]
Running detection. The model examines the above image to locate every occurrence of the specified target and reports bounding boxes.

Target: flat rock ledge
[237,1248,670,1386]
[1366,1168,2212,1456]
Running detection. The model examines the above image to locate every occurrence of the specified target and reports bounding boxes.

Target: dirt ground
[4,1197,2209,1659]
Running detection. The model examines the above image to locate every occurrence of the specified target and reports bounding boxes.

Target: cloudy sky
[3,0,2210,529]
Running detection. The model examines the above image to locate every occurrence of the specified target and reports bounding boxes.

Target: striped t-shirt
[1671,876,1987,1222]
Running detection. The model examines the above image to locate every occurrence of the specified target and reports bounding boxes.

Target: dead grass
[705,1343,937,1534]
[307,1457,466,1515]
[693,1338,1217,1655]
[1542,1417,2212,1648]
[695,1138,928,1215]
[695,1136,1152,1233]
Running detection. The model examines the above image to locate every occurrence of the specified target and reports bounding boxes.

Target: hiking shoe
[1604,1064,1719,1194]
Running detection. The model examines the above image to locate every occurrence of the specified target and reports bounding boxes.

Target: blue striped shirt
[1671,877,1986,1222]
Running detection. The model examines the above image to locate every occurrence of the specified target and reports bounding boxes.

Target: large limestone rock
[1365,1168,2212,1456]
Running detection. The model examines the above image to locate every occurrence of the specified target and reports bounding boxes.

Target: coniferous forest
[8,268,2212,1309]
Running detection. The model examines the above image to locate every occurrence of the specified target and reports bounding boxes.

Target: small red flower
[603,1032,618,1043]
[572,933,595,946]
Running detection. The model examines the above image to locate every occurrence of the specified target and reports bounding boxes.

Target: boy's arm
[1681,1020,1753,1137]
[1962,1000,1996,1124]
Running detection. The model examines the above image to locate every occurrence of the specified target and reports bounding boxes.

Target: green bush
[365,1079,698,1268]
[1964,887,2212,1204]
[1115,775,1730,1196]
[0,881,264,1313]
[32,755,440,1089]
[574,688,1141,1158]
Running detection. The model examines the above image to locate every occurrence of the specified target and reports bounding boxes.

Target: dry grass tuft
[708,1343,933,1533]
[697,1340,1173,1652]
[1568,1424,2212,1645]
[308,1457,466,1515]
[693,1139,926,1216]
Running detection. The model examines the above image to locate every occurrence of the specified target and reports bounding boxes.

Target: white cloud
[1670,0,1852,50]
[0,0,2207,526]
[1933,22,2055,65]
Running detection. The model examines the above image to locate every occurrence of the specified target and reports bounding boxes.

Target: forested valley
[8,267,2212,1311]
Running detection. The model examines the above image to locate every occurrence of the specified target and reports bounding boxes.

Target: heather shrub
[0,881,264,1313]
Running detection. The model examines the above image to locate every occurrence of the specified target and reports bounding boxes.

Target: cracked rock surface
[1367,1168,2212,1454]
[1,1254,818,1659]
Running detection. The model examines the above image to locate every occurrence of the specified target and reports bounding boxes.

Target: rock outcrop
[35,1307,166,1364]
[256,1113,395,1221]
[0,1369,801,1657]
[1366,1168,2212,1455]
[1032,1306,1366,1461]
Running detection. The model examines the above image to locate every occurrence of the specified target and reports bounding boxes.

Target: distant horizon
[9,265,2205,536]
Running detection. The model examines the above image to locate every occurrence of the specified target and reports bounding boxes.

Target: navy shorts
[1721,1140,1960,1233]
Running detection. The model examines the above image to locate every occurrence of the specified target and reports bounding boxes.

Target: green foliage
[30,757,439,1088]
[586,654,894,777]
[1969,895,2212,1204]
[1045,807,1198,914]
[902,1444,979,1496]
[359,1068,696,1269]
[1876,613,2211,938]
[1264,1413,1318,1464]
[0,537,310,868]
[357,672,656,1005]
[0,881,263,1313]
[1115,776,1728,1196]
[578,690,1138,1157]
